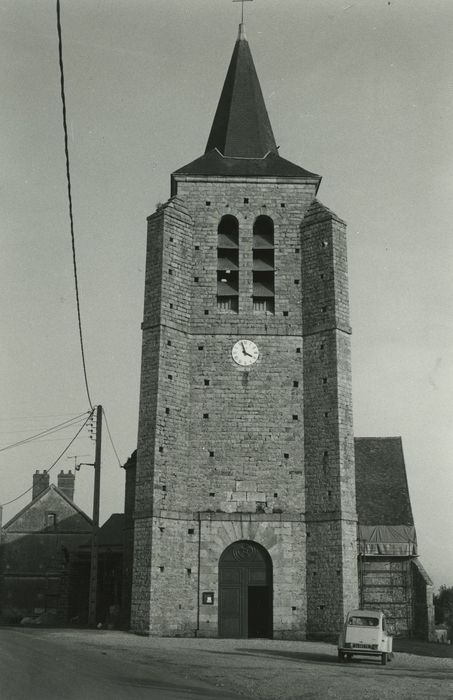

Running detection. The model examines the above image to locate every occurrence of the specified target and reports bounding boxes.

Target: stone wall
[131,175,357,638]
[302,202,358,637]
[359,556,413,636]
[412,558,435,640]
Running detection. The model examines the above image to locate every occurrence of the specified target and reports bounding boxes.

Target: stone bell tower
[130,21,358,639]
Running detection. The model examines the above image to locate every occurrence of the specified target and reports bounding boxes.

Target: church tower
[131,21,358,639]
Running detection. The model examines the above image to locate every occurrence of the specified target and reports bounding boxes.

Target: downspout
[195,512,201,637]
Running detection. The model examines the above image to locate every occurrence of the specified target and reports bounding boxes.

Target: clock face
[231,339,259,367]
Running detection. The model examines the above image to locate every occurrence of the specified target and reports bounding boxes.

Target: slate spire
[205,24,278,159]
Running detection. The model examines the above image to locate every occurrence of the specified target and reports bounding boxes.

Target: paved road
[0,628,246,700]
[1,628,452,700]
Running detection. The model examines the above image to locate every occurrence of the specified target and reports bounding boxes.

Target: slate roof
[78,513,125,550]
[173,148,320,181]
[97,513,125,547]
[354,437,414,526]
[206,24,277,159]
[173,25,320,182]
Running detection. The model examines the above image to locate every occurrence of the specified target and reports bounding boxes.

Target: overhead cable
[0,410,94,507]
[102,407,122,468]
[56,0,93,411]
[0,411,91,453]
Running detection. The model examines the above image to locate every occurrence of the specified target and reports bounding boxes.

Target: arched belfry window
[217,215,239,312]
[253,216,274,313]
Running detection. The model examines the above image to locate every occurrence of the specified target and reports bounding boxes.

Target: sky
[1,0,452,590]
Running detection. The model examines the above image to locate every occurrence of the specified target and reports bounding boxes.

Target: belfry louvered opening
[217,215,239,311]
[253,215,274,312]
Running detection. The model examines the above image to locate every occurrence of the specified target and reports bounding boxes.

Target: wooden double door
[218,540,273,639]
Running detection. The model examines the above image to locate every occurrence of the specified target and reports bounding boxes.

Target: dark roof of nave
[173,25,320,182]
[354,437,414,526]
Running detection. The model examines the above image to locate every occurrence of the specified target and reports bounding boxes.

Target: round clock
[231,339,259,367]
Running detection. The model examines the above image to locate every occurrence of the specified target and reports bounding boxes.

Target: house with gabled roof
[0,469,92,623]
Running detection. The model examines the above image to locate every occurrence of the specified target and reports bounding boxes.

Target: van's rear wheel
[338,651,346,662]
[381,653,388,666]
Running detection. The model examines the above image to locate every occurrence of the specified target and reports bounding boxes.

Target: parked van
[338,609,393,665]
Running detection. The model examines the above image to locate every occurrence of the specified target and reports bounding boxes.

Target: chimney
[57,470,75,501]
[32,470,49,500]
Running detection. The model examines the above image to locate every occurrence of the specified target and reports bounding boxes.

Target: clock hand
[241,342,253,357]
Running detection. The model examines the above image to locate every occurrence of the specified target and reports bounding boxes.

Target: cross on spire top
[232,0,253,25]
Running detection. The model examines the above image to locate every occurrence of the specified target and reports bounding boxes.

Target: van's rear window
[348,616,379,626]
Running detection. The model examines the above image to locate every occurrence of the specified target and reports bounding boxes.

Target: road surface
[0,628,452,699]
[0,627,246,700]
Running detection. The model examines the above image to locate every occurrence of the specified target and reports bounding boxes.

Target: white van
[338,609,393,665]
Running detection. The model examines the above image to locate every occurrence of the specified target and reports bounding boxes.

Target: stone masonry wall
[301,201,358,637]
[142,513,306,639]
[359,557,413,636]
[131,176,358,638]
[131,198,192,632]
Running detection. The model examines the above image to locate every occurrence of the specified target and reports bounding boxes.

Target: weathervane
[233,0,253,24]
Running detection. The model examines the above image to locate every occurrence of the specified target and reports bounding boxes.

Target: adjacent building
[0,470,92,623]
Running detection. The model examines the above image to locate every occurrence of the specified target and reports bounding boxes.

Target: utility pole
[88,404,102,626]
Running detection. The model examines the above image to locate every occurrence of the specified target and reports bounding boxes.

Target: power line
[1,410,94,507]
[56,0,93,411]
[102,407,122,468]
[0,413,89,421]
[0,411,91,453]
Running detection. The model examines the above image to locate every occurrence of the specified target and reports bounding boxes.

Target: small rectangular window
[46,513,56,529]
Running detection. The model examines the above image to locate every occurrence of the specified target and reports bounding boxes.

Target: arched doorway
[218,540,273,639]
